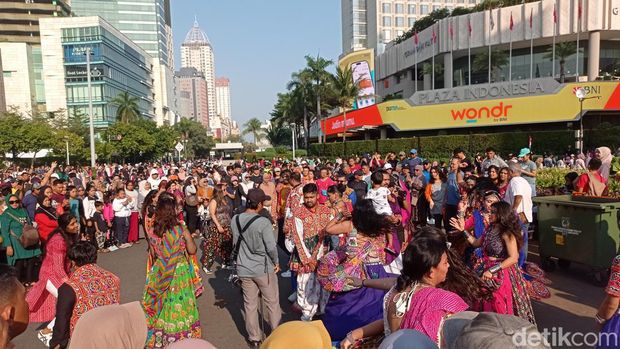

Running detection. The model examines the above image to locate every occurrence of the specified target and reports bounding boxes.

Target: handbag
[317,241,372,293]
[6,212,39,248]
[185,195,199,207]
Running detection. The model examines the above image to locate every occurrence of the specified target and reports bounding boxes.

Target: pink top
[316,178,336,205]
[399,287,468,343]
[103,203,114,224]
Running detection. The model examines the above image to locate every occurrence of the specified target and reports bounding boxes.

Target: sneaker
[37,329,53,347]
[202,267,213,275]
[288,292,297,303]
[280,270,292,278]
[107,245,119,252]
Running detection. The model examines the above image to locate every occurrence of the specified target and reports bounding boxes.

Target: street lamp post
[86,47,96,169]
[291,122,296,161]
[574,88,601,152]
[64,137,70,166]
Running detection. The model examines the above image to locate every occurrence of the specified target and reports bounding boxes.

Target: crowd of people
[0,144,618,349]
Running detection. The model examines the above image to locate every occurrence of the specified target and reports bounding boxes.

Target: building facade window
[408,4,416,14]
[382,2,391,13]
[382,29,392,41]
[408,17,416,27]
[395,17,404,27]
[433,5,441,11]
[354,24,367,35]
[395,3,404,14]
[382,16,392,26]
[420,5,429,14]
[353,0,366,9]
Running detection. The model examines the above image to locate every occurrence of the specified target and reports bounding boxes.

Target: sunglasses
[9,200,20,204]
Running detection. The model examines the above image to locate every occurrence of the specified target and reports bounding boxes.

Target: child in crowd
[103,192,117,249]
[92,201,109,252]
[365,171,397,256]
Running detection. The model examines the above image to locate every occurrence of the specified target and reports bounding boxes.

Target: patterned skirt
[200,224,232,269]
[145,259,201,348]
[480,258,536,325]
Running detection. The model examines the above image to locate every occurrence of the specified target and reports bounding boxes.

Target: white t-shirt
[504,176,533,223]
[366,187,393,216]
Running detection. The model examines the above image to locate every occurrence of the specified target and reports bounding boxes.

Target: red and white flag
[468,15,472,36]
[553,2,557,24]
[529,8,533,28]
[413,31,419,45]
[432,26,437,43]
[449,21,453,39]
[578,0,582,21]
[510,12,514,31]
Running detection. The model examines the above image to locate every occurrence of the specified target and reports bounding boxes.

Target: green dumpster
[533,195,620,284]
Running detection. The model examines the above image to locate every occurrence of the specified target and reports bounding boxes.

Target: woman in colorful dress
[452,201,536,324]
[321,199,394,342]
[596,254,620,349]
[143,193,201,348]
[200,183,232,274]
[497,167,511,200]
[1,194,41,286]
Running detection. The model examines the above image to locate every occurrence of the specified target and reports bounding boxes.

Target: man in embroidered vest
[49,241,120,349]
[284,183,332,321]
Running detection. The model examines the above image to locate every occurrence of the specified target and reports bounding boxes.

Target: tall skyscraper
[181,20,217,131]
[215,78,231,121]
[0,0,71,44]
[70,0,172,67]
[341,0,480,55]
[70,0,178,125]
[175,67,209,127]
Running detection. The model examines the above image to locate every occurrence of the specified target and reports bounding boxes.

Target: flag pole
[552,0,557,78]
[509,12,513,82]
[530,8,534,82]
[432,25,436,90]
[488,7,493,84]
[414,31,418,93]
[576,0,581,80]
[468,15,472,86]
[450,19,453,86]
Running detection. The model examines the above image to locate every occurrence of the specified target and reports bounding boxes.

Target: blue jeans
[518,222,529,267]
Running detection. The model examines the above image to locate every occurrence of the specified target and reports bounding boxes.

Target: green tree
[331,66,360,156]
[303,55,334,143]
[173,118,214,159]
[473,49,508,83]
[286,69,315,148]
[0,108,27,159]
[223,134,242,143]
[544,41,577,83]
[265,122,292,147]
[243,118,266,146]
[106,122,156,163]
[111,91,140,124]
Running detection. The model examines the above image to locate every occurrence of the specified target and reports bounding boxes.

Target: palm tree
[303,55,333,143]
[287,70,314,149]
[544,42,576,83]
[243,118,266,146]
[332,66,360,156]
[111,91,140,123]
[473,49,508,83]
[265,121,292,147]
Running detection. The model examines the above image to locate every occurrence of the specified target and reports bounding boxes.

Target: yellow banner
[380,82,620,131]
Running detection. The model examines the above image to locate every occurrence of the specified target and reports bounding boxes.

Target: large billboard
[320,81,620,136]
[339,49,375,109]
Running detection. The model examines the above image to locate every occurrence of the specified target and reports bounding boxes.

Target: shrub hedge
[309,128,619,159]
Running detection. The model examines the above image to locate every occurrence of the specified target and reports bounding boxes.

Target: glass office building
[40,17,154,129]
[70,0,172,67]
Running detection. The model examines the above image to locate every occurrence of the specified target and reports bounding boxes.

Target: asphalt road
[13,240,605,349]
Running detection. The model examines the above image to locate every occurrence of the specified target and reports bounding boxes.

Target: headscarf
[68,302,147,349]
[597,147,613,180]
[2,194,28,220]
[260,321,331,349]
[36,185,57,220]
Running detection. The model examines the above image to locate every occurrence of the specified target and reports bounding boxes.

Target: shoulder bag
[6,212,40,248]
[228,214,263,287]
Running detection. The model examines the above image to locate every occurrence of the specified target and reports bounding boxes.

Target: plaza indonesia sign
[410,78,561,106]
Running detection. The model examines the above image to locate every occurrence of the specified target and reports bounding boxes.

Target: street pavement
[13,240,604,349]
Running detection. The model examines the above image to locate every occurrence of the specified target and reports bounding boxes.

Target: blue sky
[171,0,342,127]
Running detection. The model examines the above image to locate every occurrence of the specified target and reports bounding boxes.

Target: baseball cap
[383,163,393,170]
[443,311,550,349]
[409,149,417,154]
[518,148,532,158]
[398,151,406,156]
[150,169,158,175]
[378,330,438,349]
[247,188,271,204]
[32,182,42,190]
